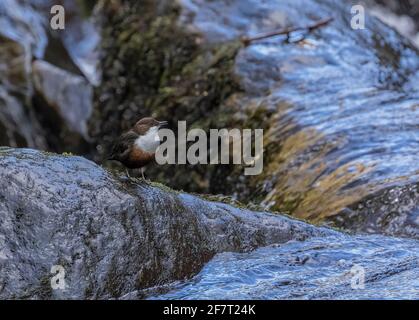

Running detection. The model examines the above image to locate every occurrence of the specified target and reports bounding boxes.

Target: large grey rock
[0,147,335,299]
[32,60,93,140]
[0,0,100,83]
[0,0,98,152]
[0,35,47,149]
[0,87,46,148]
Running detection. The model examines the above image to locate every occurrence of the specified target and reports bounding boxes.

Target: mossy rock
[89,0,247,193]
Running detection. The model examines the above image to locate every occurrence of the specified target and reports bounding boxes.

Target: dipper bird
[108,117,167,179]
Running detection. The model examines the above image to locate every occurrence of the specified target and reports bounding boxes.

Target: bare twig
[241,17,334,46]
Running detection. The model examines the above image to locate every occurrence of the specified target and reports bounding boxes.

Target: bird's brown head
[133,117,168,135]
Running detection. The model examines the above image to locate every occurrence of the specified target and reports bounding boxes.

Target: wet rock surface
[0,0,100,82]
[32,60,93,152]
[0,0,98,152]
[0,148,334,299]
[0,34,47,149]
[330,182,419,239]
[366,0,419,48]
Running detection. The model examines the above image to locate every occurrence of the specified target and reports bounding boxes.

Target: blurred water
[152,235,419,299]
[181,0,419,228]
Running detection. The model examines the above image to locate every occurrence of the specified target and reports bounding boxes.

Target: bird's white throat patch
[135,126,160,153]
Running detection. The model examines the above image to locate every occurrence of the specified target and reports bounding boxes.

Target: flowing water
[177,0,419,297]
[152,235,419,299]
[180,0,419,235]
[0,0,418,299]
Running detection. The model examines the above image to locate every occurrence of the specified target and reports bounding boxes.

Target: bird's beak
[158,121,168,128]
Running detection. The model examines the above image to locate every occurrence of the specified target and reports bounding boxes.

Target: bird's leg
[141,167,146,180]
[125,168,131,178]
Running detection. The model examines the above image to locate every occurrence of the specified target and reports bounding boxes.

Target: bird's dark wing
[108,130,138,161]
